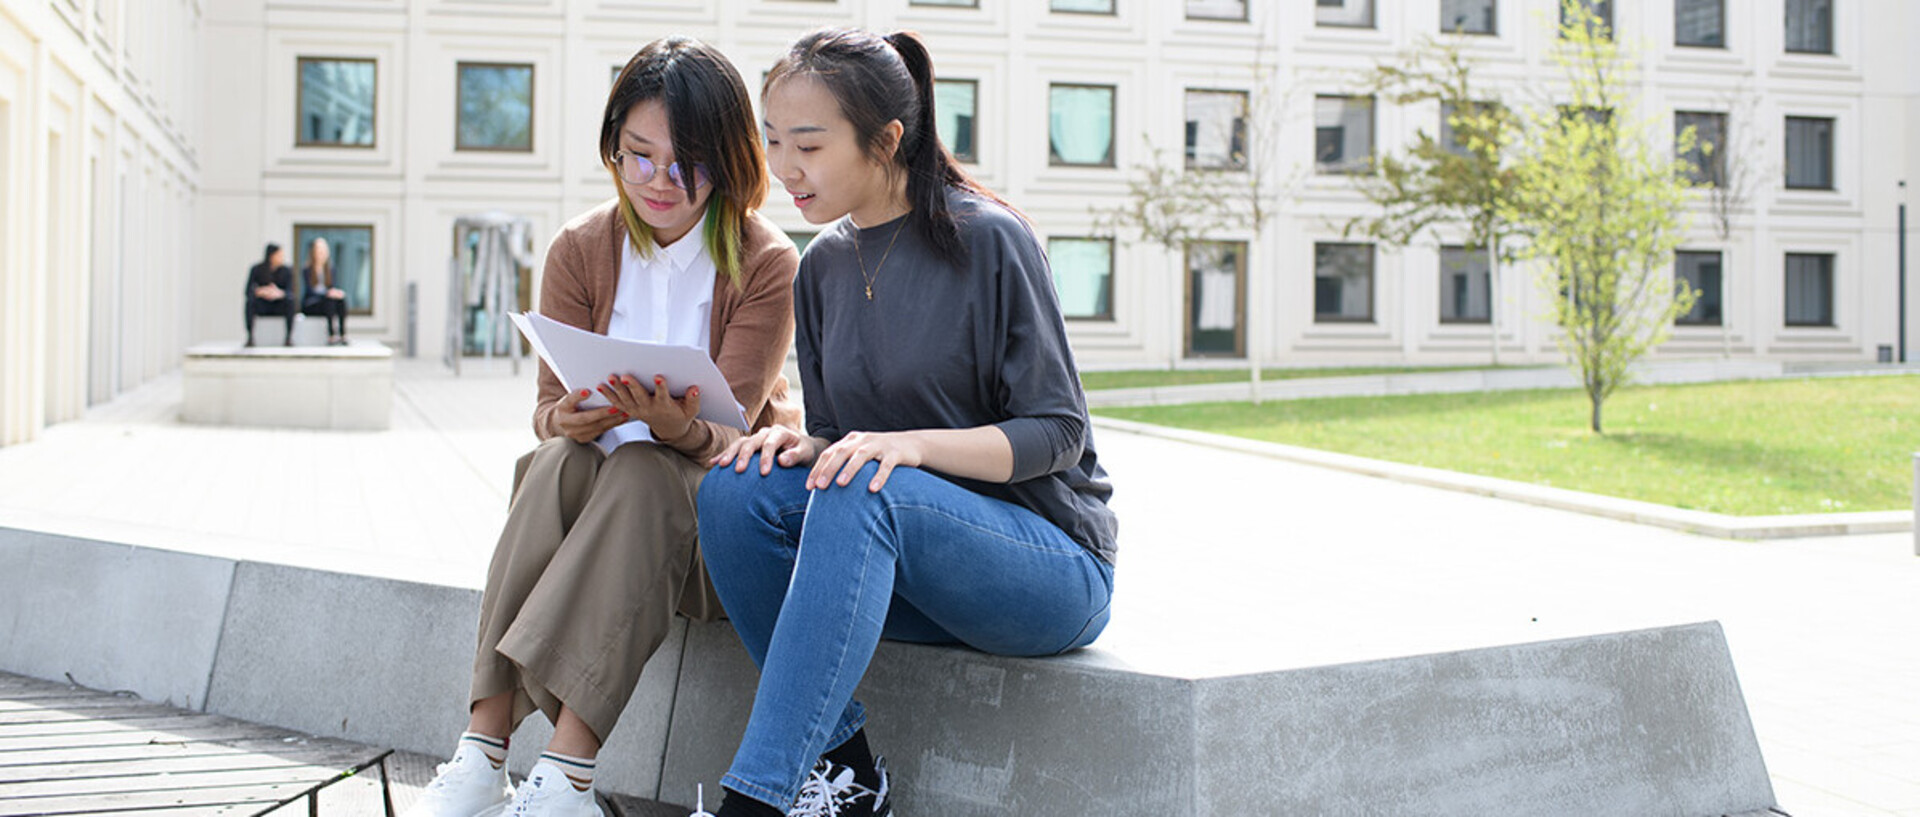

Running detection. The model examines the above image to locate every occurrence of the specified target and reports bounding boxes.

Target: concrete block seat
[0,527,1778,817]
[181,338,394,430]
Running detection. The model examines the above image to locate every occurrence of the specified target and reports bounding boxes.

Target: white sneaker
[788,756,890,817]
[403,741,512,817]
[506,759,605,817]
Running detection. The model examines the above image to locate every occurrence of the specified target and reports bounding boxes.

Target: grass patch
[1095,375,1919,516]
[1080,364,1499,391]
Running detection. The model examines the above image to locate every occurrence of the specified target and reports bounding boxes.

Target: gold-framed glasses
[612,151,710,189]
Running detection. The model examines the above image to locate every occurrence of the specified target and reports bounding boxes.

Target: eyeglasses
[611,151,710,189]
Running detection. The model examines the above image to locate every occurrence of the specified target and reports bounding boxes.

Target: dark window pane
[1559,0,1612,38]
[1674,250,1723,325]
[294,224,374,315]
[1049,84,1115,166]
[1315,242,1374,322]
[1675,0,1725,47]
[1050,238,1114,320]
[1784,116,1834,190]
[1784,253,1834,326]
[935,79,977,163]
[457,63,533,152]
[1439,246,1492,323]
[1187,241,1245,356]
[1440,0,1496,34]
[1676,111,1727,185]
[297,58,375,147]
[1785,0,1833,54]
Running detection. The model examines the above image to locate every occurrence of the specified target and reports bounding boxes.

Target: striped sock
[539,750,596,792]
[460,732,509,768]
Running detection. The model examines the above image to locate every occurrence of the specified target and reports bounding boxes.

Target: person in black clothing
[245,243,295,347]
[301,237,349,346]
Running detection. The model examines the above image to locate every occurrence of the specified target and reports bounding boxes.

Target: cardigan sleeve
[530,227,596,440]
[650,223,800,461]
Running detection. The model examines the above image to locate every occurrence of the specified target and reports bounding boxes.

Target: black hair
[263,243,281,265]
[765,28,1013,266]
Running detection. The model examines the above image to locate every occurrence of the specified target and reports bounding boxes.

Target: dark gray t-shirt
[794,189,1118,563]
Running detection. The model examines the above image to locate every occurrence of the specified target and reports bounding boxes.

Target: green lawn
[1095,375,1919,516]
[1079,364,1499,391]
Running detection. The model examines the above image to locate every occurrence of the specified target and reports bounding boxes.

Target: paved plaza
[0,358,1914,816]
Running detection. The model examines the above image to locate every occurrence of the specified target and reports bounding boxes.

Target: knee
[696,459,759,518]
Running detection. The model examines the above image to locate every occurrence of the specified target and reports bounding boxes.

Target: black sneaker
[786,756,890,817]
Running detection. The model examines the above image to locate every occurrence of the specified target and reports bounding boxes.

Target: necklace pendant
[865,285,873,300]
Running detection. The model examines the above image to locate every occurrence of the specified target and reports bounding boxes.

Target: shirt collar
[651,211,709,273]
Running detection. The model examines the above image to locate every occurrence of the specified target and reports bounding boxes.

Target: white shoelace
[789,763,876,817]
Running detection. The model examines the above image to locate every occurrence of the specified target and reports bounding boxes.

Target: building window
[1675,111,1727,186]
[1441,0,1496,34]
[296,57,375,148]
[1049,84,1115,167]
[1188,0,1247,21]
[1440,101,1499,156]
[1559,0,1613,37]
[1185,89,1248,170]
[1439,246,1491,324]
[935,79,977,163]
[1050,0,1113,14]
[1316,0,1374,28]
[294,224,374,315]
[1314,242,1374,323]
[1784,116,1834,190]
[910,0,977,6]
[1674,250,1723,325]
[1785,0,1833,54]
[1784,253,1834,327]
[1186,241,1246,357]
[1049,237,1114,321]
[1314,95,1373,175]
[1675,0,1725,47]
[456,62,534,152]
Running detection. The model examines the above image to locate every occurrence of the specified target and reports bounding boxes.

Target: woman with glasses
[692,28,1116,817]
[406,36,800,817]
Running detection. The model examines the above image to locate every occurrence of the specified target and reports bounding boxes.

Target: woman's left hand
[810,431,924,493]
[599,374,702,441]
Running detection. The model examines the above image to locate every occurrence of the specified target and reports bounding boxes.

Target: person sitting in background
[301,237,350,346]
[245,243,294,347]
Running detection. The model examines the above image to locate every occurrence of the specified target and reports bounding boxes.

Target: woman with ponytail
[405,36,800,817]
[694,27,1116,817]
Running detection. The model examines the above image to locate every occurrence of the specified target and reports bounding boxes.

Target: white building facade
[2,0,1917,444]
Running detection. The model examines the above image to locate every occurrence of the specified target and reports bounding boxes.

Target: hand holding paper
[511,311,749,431]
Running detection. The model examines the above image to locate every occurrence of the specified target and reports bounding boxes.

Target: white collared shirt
[598,214,718,452]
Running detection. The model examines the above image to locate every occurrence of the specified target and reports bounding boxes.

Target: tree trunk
[1589,391,1604,434]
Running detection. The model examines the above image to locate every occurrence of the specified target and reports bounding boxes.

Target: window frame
[1438,245,1493,325]
[455,61,537,153]
[1313,94,1375,176]
[1186,0,1248,22]
[1782,252,1835,328]
[1673,0,1726,48]
[1183,87,1249,171]
[292,223,377,317]
[294,56,378,149]
[1048,236,1117,322]
[908,0,979,6]
[935,78,979,165]
[1783,115,1835,191]
[1784,0,1835,55]
[1049,0,1115,15]
[1048,82,1118,168]
[1184,239,1248,358]
[1313,241,1376,324]
[1558,0,1613,38]
[1315,0,1376,29]
[1673,249,1724,326]
[1440,0,1497,35]
[1674,110,1728,187]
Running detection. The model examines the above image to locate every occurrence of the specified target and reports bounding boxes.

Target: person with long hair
[405,36,800,817]
[299,237,349,346]
[693,27,1117,817]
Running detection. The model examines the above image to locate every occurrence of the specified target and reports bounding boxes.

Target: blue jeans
[697,457,1115,808]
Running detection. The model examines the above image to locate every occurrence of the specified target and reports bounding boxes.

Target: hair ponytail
[768,28,1016,268]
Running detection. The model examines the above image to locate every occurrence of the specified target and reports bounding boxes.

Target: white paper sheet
[509,311,748,431]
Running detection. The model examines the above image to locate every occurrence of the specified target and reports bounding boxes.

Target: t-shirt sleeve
[986,218,1091,482]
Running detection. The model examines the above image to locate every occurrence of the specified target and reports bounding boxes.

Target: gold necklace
[853,219,905,301]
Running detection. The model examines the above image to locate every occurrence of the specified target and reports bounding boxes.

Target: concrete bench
[245,312,333,348]
[181,340,394,430]
[0,527,1779,817]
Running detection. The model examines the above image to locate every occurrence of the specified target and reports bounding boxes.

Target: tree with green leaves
[1344,35,1523,364]
[1502,1,1699,433]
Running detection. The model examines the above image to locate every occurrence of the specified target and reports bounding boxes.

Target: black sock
[714,788,782,817]
[823,729,880,790]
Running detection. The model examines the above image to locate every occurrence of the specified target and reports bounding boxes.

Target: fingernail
[655,376,664,384]
[689,387,699,396]
[607,407,620,414]
[579,390,589,397]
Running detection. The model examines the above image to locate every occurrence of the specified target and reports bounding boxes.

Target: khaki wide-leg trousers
[470,436,722,743]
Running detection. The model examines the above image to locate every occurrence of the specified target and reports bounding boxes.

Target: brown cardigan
[532,199,802,461]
